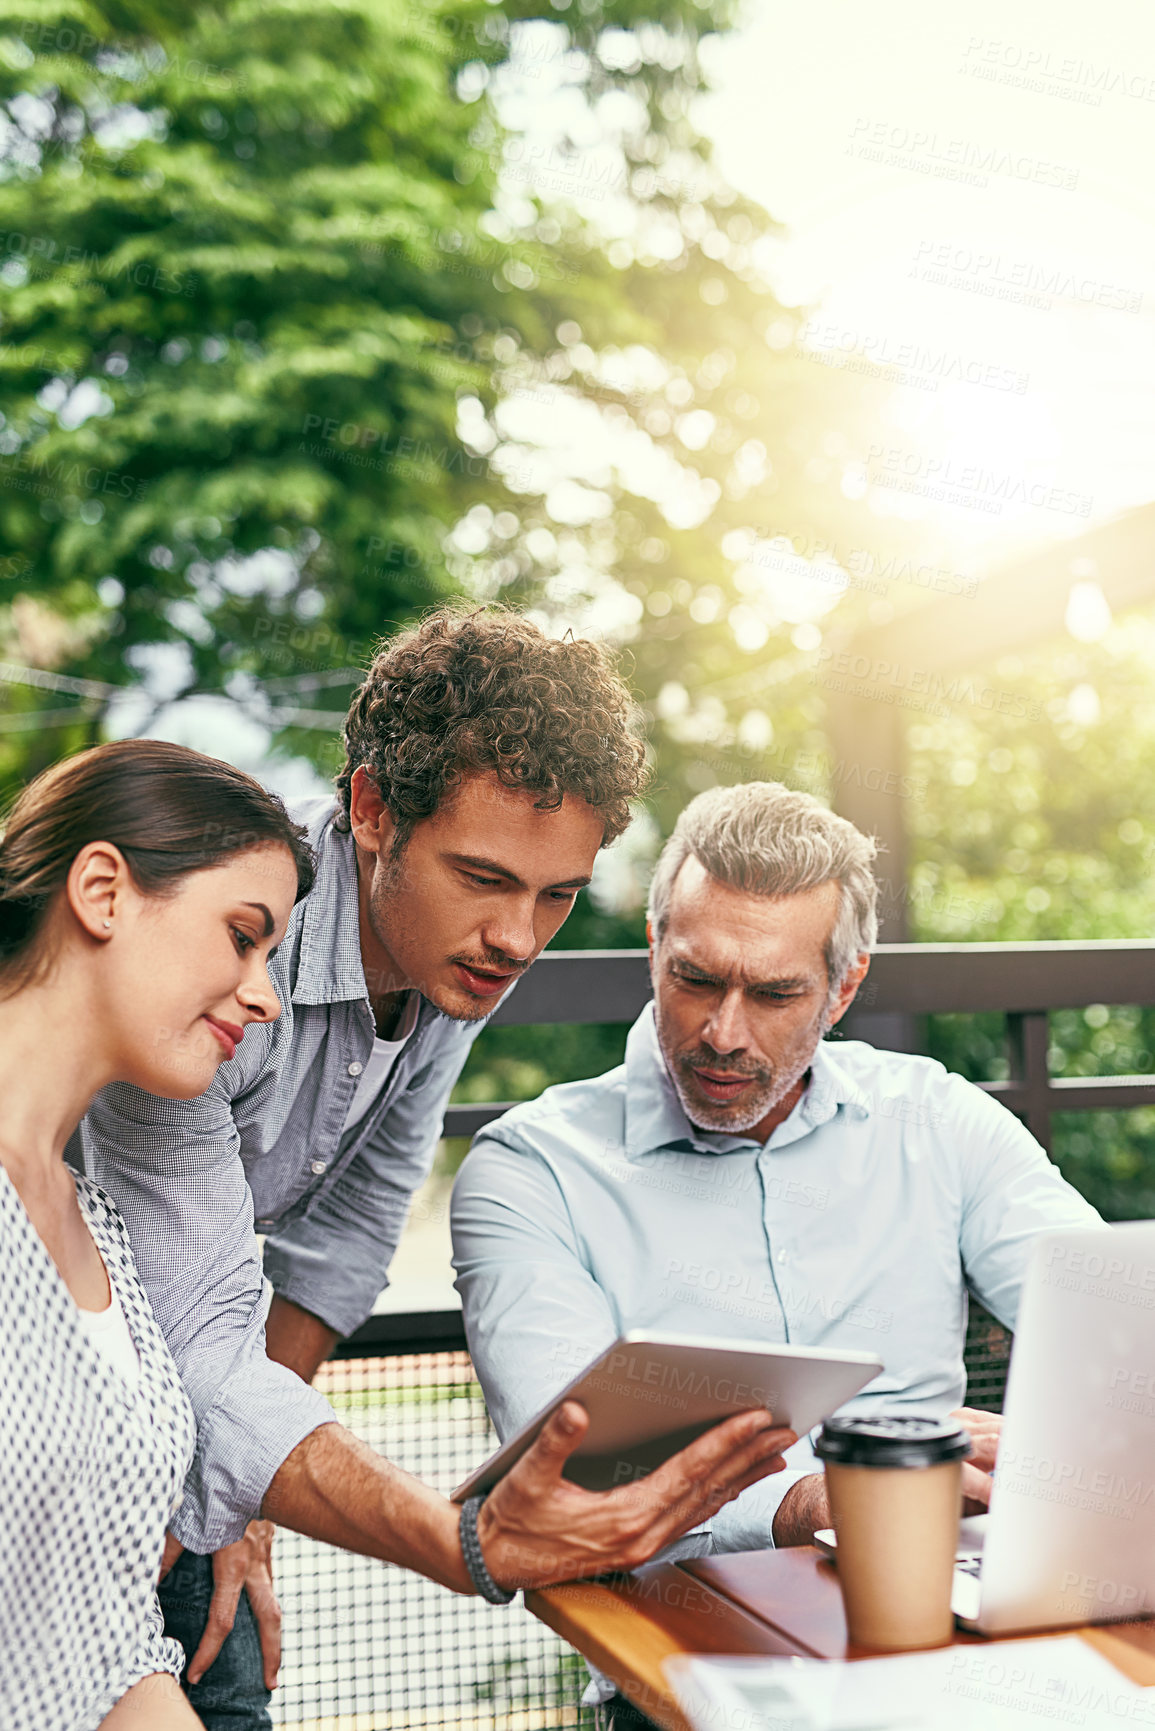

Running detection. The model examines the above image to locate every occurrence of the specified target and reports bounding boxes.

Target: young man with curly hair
[75,607,795,1731]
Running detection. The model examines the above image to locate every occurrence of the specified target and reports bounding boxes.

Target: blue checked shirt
[78,798,484,1553]
[452,1004,1102,1554]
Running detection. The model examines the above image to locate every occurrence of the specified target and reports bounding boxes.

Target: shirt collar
[802,1037,874,1129]
[622,1002,872,1161]
[290,804,373,1007]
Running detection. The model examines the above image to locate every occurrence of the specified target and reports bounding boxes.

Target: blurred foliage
[906,618,1155,945]
[1050,1110,1155,1223]
[922,1013,1010,1086]
[911,617,1155,1220]
[453,1018,630,1108]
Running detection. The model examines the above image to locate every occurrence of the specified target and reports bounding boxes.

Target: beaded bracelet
[460,1493,515,1605]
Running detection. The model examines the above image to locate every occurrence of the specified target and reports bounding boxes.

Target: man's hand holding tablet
[476,1400,797,1589]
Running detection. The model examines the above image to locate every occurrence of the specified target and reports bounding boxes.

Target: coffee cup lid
[814,1414,972,1468]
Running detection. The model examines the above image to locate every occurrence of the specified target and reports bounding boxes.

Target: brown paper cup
[824,1457,963,1649]
[815,1414,971,1652]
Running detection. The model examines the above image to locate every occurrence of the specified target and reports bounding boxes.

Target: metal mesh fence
[271,1319,1012,1728]
[271,1350,596,1731]
[963,1301,1012,1413]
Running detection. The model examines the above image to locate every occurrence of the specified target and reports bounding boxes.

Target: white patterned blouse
[0,1167,196,1731]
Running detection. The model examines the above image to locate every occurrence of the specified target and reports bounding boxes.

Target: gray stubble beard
[654,996,835,1136]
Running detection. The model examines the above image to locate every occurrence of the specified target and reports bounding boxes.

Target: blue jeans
[159,1550,272,1731]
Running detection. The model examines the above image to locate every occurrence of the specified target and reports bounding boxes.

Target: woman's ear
[66,841,131,941]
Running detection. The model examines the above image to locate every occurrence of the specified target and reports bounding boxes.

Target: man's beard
[655,1003,830,1135]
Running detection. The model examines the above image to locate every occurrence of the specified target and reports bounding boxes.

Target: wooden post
[824,686,910,941]
[1005,1010,1054,1152]
[824,685,921,1052]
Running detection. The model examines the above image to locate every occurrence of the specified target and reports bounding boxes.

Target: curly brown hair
[334,605,648,849]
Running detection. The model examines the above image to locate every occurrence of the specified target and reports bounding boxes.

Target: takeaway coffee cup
[814,1414,971,1651]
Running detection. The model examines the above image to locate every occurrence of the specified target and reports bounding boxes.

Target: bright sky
[696,0,1155,564]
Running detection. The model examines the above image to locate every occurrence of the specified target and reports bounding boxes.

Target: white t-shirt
[342,992,420,1134]
[77,1224,142,1390]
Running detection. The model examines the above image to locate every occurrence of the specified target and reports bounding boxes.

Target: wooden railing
[337,940,1155,1359]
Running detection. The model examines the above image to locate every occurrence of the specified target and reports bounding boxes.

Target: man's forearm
[263,1402,795,1598]
[771,1473,830,1547]
[261,1421,474,1594]
[265,1293,341,1384]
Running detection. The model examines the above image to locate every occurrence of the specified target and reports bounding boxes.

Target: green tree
[0,0,524,782]
[0,0,900,805]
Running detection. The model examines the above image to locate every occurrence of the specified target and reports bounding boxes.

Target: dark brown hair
[335,605,648,849]
[0,738,315,990]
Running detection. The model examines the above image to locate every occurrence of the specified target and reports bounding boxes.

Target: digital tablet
[451,1331,882,1502]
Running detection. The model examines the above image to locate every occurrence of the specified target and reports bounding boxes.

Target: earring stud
[102,919,111,930]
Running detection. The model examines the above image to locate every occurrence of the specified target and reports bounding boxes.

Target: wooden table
[526,1549,1155,1731]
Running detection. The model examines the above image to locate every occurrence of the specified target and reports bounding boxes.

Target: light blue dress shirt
[452,1003,1102,1553]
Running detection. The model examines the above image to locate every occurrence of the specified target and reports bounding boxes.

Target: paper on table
[666,1638,1155,1731]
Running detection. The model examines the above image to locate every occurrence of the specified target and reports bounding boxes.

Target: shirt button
[311,1159,327,1176]
[348,1061,363,1076]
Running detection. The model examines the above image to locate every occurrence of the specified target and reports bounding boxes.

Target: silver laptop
[818,1220,1155,1635]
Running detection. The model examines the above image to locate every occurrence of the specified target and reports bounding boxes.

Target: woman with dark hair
[0,738,314,1731]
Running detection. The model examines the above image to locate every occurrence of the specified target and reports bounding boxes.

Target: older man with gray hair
[452,781,1099,1725]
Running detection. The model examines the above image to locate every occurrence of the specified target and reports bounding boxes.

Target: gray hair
[647,781,879,990]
